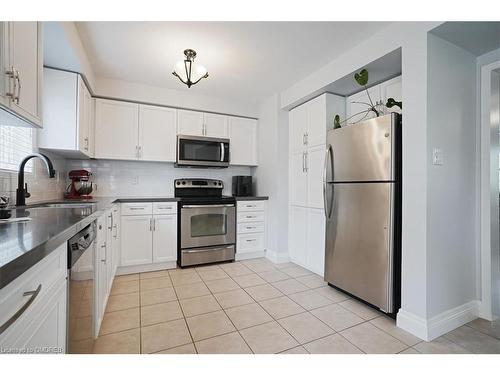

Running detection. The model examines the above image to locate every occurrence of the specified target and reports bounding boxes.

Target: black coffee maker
[232,176,253,197]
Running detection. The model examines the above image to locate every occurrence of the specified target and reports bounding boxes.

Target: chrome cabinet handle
[108,214,113,230]
[245,226,256,230]
[129,207,146,210]
[304,151,308,173]
[245,215,257,219]
[113,224,118,238]
[245,239,257,242]
[5,67,15,100]
[15,69,20,104]
[84,137,89,151]
[149,218,153,231]
[101,243,107,262]
[302,152,306,172]
[0,284,42,335]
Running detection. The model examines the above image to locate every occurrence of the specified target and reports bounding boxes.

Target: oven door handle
[182,204,235,208]
[183,246,234,253]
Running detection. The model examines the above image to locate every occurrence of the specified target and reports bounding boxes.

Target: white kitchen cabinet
[0,243,67,353]
[289,205,308,266]
[204,113,228,137]
[380,75,402,114]
[95,99,139,160]
[306,145,326,209]
[306,208,326,276]
[152,215,177,263]
[139,105,177,162]
[39,68,93,158]
[289,103,308,154]
[120,215,153,267]
[236,200,267,259]
[111,205,120,276]
[290,152,308,206]
[228,117,258,166]
[0,22,43,127]
[177,109,204,136]
[119,202,177,271]
[95,214,108,334]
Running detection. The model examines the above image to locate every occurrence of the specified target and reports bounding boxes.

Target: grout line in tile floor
[97,259,500,354]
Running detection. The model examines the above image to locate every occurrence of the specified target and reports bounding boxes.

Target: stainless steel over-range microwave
[176,135,230,168]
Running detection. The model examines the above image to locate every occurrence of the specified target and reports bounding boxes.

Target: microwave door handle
[220,142,225,162]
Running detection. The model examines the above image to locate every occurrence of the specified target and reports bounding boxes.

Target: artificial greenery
[333,69,402,129]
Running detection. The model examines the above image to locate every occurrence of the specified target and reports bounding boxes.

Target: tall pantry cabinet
[288,93,345,276]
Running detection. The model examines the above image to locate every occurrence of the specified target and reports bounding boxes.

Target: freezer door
[327,114,396,182]
[324,182,394,312]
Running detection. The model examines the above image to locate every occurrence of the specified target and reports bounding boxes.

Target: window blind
[0,125,33,172]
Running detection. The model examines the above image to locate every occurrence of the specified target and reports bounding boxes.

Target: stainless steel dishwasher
[67,222,96,354]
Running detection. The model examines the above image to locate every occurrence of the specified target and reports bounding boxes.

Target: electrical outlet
[432,148,444,166]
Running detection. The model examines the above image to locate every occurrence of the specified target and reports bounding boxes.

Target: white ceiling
[75,22,391,104]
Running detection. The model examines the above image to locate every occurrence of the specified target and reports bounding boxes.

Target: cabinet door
[289,103,308,154]
[204,113,228,138]
[381,76,402,114]
[139,105,177,162]
[77,77,92,156]
[306,145,326,209]
[228,117,257,166]
[177,109,204,136]
[105,211,114,294]
[290,152,307,206]
[95,215,107,334]
[306,95,327,148]
[289,205,308,266]
[346,86,381,124]
[7,22,42,126]
[306,208,326,276]
[152,215,177,263]
[94,99,139,160]
[120,215,153,266]
[111,206,120,276]
[0,22,8,107]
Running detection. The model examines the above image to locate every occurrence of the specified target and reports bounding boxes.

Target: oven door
[177,135,230,167]
[181,204,236,249]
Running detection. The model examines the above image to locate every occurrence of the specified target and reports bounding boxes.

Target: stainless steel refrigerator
[323,113,401,314]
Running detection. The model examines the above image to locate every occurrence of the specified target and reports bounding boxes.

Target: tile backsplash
[0,150,68,205]
[66,159,253,197]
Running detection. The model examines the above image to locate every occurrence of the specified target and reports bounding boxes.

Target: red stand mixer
[65,170,94,200]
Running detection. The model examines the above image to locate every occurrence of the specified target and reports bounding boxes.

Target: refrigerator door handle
[323,144,334,219]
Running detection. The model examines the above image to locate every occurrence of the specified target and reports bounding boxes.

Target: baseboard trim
[236,250,266,261]
[117,261,177,275]
[397,300,479,341]
[266,250,290,264]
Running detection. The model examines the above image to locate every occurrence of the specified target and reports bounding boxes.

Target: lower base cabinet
[0,243,67,354]
[289,205,325,276]
[236,200,267,257]
[120,202,177,270]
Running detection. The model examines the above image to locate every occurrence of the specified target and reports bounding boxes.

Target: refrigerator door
[324,182,394,312]
[326,114,396,183]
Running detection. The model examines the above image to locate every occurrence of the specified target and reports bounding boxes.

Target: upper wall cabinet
[139,105,177,162]
[0,22,43,127]
[177,110,228,138]
[94,99,177,162]
[346,75,402,122]
[39,68,94,158]
[95,99,140,160]
[228,117,258,166]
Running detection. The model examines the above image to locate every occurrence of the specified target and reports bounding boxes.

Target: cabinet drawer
[121,203,153,216]
[237,222,265,234]
[237,211,265,223]
[153,202,177,215]
[0,243,66,340]
[237,233,265,253]
[237,200,266,212]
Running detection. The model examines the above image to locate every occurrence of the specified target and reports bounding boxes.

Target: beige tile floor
[87,258,500,354]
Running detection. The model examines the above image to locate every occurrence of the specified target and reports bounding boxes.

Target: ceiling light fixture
[172,49,209,88]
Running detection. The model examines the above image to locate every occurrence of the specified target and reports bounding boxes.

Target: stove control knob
[182,181,186,185]
[176,181,180,185]
[218,182,222,186]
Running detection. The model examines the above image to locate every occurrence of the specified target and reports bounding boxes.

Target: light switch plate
[432,148,444,166]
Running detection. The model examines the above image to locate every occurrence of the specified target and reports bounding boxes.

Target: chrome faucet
[16,153,56,206]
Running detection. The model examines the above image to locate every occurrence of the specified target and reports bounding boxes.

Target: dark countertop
[0,196,178,289]
[234,196,269,201]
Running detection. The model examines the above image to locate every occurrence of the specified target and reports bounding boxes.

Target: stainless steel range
[175,178,236,267]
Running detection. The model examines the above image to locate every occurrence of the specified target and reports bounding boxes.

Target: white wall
[95,77,259,118]
[253,94,289,261]
[426,34,477,317]
[66,159,251,198]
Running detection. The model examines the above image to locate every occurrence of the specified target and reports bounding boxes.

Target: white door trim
[478,59,500,320]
